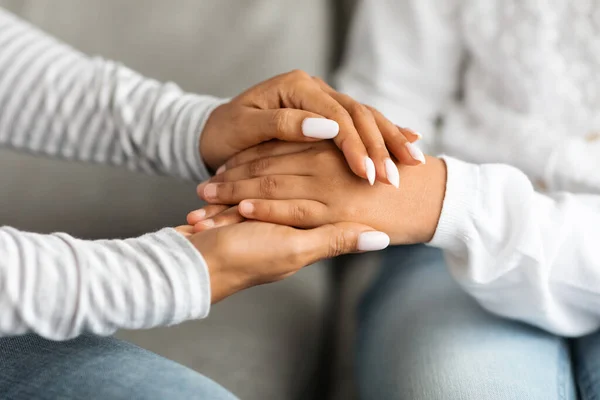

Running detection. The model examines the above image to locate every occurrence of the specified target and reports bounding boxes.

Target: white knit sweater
[339,0,600,336]
[0,9,220,340]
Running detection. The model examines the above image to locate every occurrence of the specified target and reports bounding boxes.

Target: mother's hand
[175,220,389,303]
[200,70,423,186]
[191,141,447,245]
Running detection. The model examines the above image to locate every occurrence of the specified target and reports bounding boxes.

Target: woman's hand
[200,70,424,187]
[174,221,389,303]
[190,141,447,245]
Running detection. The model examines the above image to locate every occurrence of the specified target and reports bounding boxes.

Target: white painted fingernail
[384,159,400,188]
[302,118,339,139]
[216,164,226,174]
[365,157,376,185]
[405,142,426,164]
[358,231,390,252]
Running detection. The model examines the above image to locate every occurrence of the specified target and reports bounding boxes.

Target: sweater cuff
[147,228,212,323]
[177,95,229,182]
[428,156,480,253]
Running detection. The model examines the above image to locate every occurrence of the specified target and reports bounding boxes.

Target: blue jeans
[357,245,600,400]
[0,334,237,399]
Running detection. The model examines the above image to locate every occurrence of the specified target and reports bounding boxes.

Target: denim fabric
[357,245,578,400]
[0,334,237,400]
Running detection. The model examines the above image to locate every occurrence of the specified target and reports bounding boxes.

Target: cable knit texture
[339,0,600,336]
[0,9,220,339]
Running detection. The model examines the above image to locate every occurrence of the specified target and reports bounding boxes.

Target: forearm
[0,226,210,340]
[429,157,600,336]
[0,8,223,181]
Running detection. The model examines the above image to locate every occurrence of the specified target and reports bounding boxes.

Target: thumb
[297,222,390,265]
[245,108,339,142]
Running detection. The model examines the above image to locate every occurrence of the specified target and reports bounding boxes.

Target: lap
[0,334,236,400]
[117,262,331,400]
[357,245,575,400]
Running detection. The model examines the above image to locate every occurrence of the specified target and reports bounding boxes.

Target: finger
[221,141,314,172]
[292,222,390,265]
[329,91,392,185]
[174,225,194,237]
[199,176,318,205]
[242,107,340,143]
[366,105,422,169]
[212,151,314,183]
[238,199,329,229]
[187,205,230,225]
[284,78,371,182]
[397,126,422,143]
[193,206,244,232]
[312,78,387,185]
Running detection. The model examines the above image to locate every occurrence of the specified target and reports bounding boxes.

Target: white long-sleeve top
[0,9,223,339]
[339,0,600,336]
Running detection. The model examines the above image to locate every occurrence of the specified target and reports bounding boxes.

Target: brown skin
[191,141,447,245]
[175,220,381,303]
[199,70,421,184]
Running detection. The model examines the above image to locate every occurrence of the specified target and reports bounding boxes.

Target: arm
[0,227,210,340]
[431,157,600,337]
[0,8,220,181]
[194,140,600,337]
[0,8,426,187]
[0,219,386,340]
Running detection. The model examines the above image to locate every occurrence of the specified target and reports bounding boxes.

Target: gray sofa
[0,1,375,399]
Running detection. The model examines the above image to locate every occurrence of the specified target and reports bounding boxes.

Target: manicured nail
[204,184,218,200]
[302,118,339,139]
[365,157,376,185]
[357,231,390,252]
[216,165,226,175]
[239,201,254,215]
[405,142,426,164]
[384,159,400,188]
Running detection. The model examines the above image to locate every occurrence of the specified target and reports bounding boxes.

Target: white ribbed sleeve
[0,8,217,340]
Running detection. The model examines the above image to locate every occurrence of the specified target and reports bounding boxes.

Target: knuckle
[272,109,290,136]
[248,157,270,177]
[367,142,389,155]
[288,69,311,80]
[291,203,308,224]
[327,228,348,258]
[259,176,278,198]
[349,102,371,119]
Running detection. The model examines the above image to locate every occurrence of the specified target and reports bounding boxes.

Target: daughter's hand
[200,70,424,187]
[189,141,447,245]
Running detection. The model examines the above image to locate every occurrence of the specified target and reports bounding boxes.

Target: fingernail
[302,118,339,139]
[405,142,426,164]
[216,164,226,175]
[204,184,218,200]
[384,159,400,188]
[190,209,206,220]
[200,219,214,228]
[358,231,390,252]
[239,201,254,215]
[364,157,376,185]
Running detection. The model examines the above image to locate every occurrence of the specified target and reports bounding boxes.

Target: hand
[191,141,447,245]
[174,221,389,303]
[200,70,424,187]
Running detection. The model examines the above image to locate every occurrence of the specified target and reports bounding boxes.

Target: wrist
[388,156,447,245]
